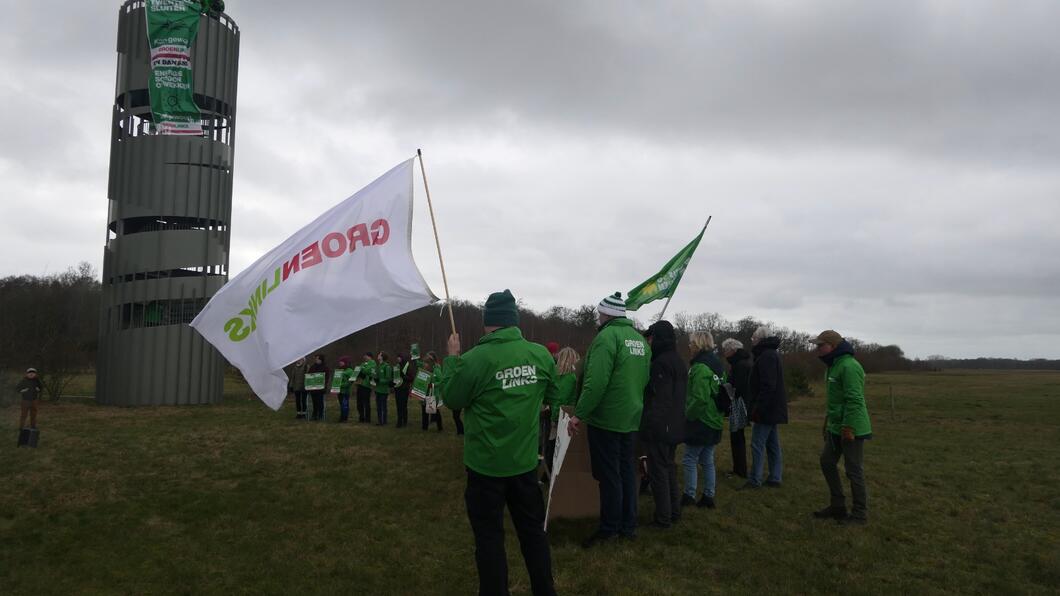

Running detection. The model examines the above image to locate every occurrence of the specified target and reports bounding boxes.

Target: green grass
[2,370,1058,595]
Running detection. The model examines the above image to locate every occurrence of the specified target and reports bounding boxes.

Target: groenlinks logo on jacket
[625,339,646,356]
[496,365,538,390]
[223,218,391,342]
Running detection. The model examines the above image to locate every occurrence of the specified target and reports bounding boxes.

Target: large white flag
[191,158,438,409]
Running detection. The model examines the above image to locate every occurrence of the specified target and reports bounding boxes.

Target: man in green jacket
[441,289,558,596]
[568,292,651,546]
[812,330,873,525]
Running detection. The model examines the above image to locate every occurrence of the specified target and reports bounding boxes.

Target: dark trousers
[730,428,747,478]
[376,393,389,425]
[644,440,680,525]
[310,391,325,420]
[465,468,556,596]
[821,433,868,519]
[587,425,638,536]
[356,385,372,422]
[452,408,465,435]
[294,390,308,418]
[395,389,410,426]
[421,402,443,430]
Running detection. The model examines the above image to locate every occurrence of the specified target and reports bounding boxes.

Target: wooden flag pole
[417,149,457,336]
[657,216,712,321]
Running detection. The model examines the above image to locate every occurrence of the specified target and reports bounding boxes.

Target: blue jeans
[749,423,783,486]
[587,425,638,536]
[337,392,350,421]
[682,443,716,498]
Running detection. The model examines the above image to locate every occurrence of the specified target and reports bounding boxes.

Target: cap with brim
[813,330,843,347]
[26,368,38,373]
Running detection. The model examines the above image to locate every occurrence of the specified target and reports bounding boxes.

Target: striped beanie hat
[597,292,626,318]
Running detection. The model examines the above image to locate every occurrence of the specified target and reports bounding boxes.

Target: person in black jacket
[722,339,752,478]
[640,321,687,528]
[307,354,330,422]
[394,353,415,428]
[743,327,788,489]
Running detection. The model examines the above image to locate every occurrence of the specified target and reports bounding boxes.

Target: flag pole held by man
[440,289,559,596]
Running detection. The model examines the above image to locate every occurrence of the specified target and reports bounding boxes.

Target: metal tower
[98,1,240,405]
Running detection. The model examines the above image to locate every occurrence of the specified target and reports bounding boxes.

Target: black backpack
[714,381,734,414]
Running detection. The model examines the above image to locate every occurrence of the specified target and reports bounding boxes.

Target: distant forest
[2,263,1056,400]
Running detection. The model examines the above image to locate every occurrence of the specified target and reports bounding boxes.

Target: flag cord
[417,149,458,335]
[657,216,711,321]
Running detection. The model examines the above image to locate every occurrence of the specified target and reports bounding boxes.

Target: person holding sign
[330,356,355,423]
[414,354,443,431]
[355,352,376,423]
[568,293,651,547]
[440,290,559,596]
[305,354,330,421]
[373,352,394,426]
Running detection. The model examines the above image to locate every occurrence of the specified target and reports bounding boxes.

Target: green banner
[625,224,707,311]
[144,0,206,135]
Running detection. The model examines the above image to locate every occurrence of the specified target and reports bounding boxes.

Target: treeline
[10,263,1048,402]
[0,263,100,400]
[912,357,1060,371]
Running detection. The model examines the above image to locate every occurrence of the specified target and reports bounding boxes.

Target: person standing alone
[812,330,872,525]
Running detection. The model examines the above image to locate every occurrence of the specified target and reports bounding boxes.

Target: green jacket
[330,367,355,393]
[356,360,376,389]
[432,365,444,403]
[825,353,872,437]
[551,372,579,423]
[440,327,559,477]
[374,362,393,395]
[574,318,651,433]
[686,362,724,431]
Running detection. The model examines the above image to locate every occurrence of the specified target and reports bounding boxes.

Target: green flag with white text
[144,0,205,135]
[625,223,708,311]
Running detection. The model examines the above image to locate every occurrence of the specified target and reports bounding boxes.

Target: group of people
[438,289,873,596]
[284,349,467,434]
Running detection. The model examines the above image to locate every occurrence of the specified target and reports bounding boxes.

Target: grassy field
[2,370,1058,595]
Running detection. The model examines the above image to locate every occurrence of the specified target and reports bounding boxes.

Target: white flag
[191,158,437,409]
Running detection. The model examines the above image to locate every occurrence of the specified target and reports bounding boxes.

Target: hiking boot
[738,481,760,490]
[839,515,868,526]
[696,496,716,509]
[581,532,618,549]
[813,506,848,520]
[680,494,696,507]
[765,481,782,488]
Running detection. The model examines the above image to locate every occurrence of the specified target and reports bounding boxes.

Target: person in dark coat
[307,354,330,421]
[286,357,308,420]
[17,368,43,429]
[394,353,415,428]
[743,327,788,489]
[722,339,752,478]
[640,320,687,528]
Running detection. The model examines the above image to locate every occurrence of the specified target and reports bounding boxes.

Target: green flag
[144,0,207,135]
[625,222,708,311]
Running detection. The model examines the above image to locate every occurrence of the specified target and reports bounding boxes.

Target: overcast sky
[2,1,1058,359]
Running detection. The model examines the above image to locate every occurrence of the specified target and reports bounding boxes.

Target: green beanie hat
[483,289,519,328]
